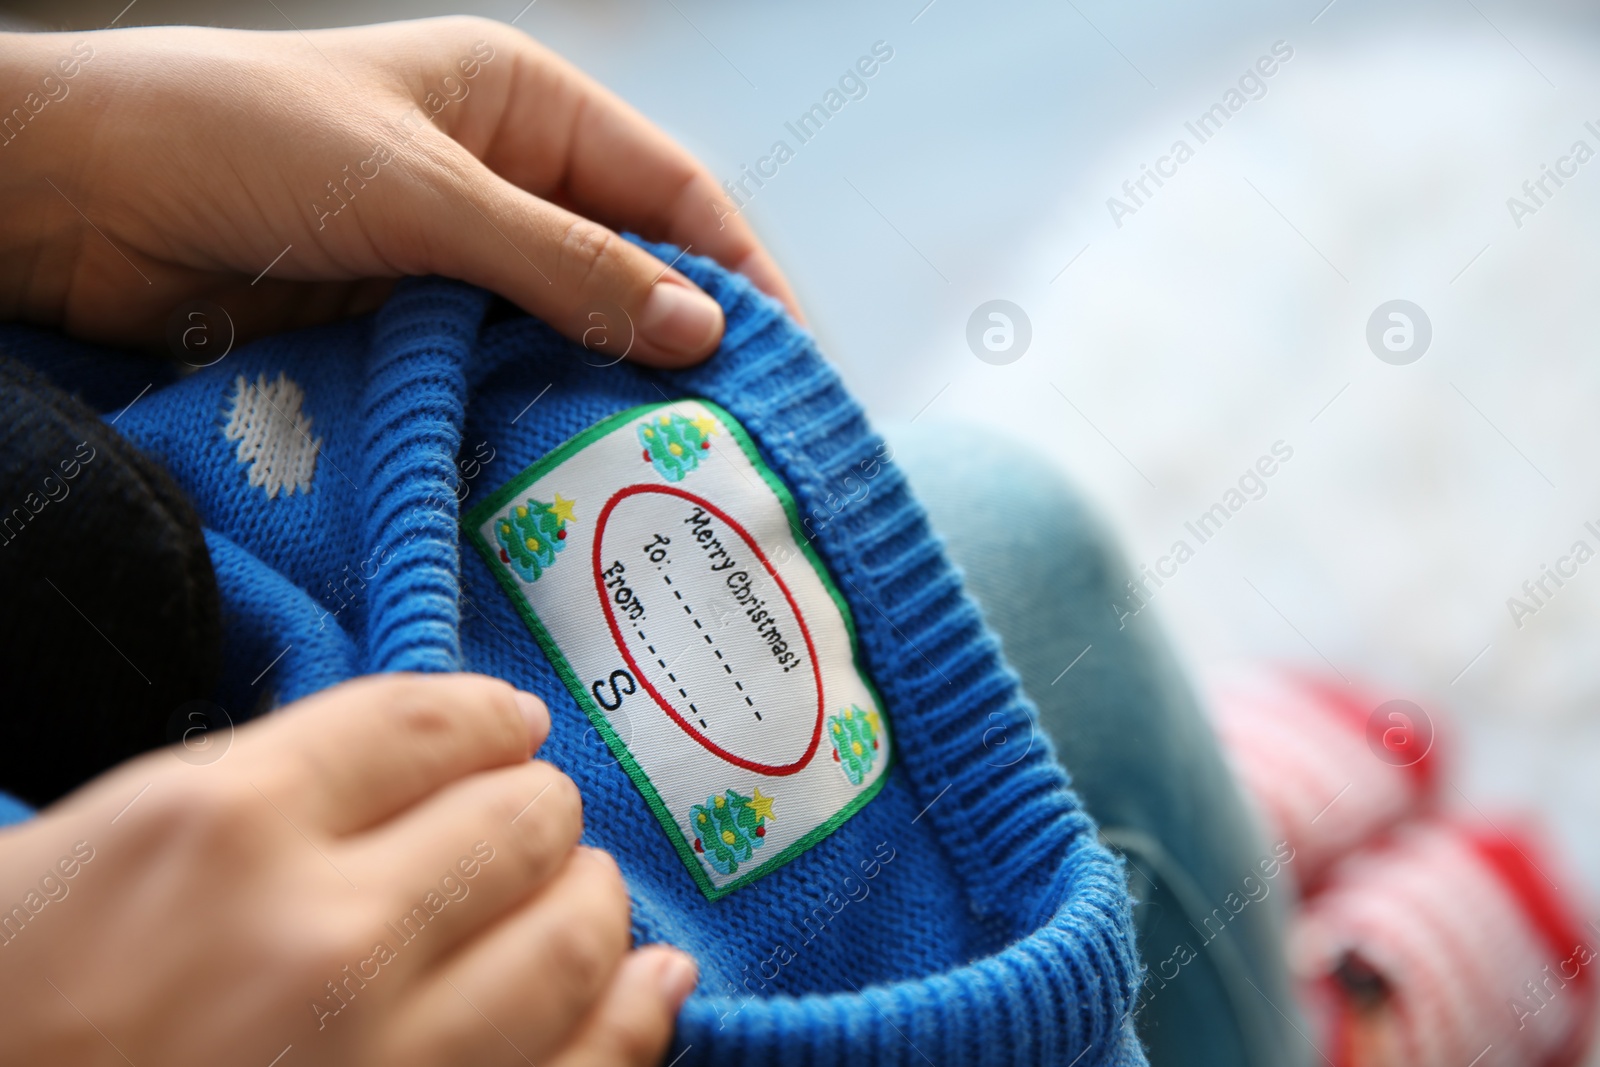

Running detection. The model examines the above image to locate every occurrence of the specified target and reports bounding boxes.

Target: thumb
[545,944,698,1067]
[438,161,725,368]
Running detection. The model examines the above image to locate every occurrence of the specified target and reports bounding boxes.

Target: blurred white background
[10,0,1600,968]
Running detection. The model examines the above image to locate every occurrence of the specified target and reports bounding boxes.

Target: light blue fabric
[890,423,1308,1067]
[0,241,1148,1066]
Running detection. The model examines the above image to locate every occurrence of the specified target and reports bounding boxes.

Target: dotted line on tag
[660,568,761,722]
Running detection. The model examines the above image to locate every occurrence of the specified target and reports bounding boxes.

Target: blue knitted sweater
[4,244,1145,1067]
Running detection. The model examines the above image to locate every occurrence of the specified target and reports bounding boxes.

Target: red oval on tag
[592,484,823,776]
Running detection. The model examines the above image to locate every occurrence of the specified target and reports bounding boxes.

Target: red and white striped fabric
[1203,663,1440,889]
[1292,818,1597,1067]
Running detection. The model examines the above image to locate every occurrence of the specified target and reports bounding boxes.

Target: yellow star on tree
[691,414,720,438]
[550,494,578,524]
[745,787,777,822]
[865,708,882,734]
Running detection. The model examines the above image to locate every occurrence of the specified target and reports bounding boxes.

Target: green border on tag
[463,399,894,901]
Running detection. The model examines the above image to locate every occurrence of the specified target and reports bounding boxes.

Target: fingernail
[640,279,723,359]
[513,689,546,736]
[656,950,699,1011]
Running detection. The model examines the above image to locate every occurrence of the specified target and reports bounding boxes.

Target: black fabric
[0,323,180,415]
[0,356,221,806]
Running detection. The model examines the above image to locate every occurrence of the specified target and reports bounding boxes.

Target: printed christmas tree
[689,787,774,876]
[495,494,576,582]
[638,411,717,482]
[828,705,881,785]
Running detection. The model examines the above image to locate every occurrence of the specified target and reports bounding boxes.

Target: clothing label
[466,399,892,900]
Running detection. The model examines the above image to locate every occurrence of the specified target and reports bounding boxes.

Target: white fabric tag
[466,399,892,899]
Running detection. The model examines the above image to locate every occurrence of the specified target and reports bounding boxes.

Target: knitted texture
[1,243,1147,1067]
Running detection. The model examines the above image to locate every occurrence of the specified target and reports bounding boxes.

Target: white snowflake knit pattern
[222,372,321,499]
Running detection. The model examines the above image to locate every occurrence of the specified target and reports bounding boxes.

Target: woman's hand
[0,17,800,365]
[0,673,697,1067]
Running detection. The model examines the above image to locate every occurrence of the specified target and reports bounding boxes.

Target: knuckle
[495,765,583,875]
[402,14,507,56]
[557,219,624,293]
[126,776,274,868]
[436,13,498,35]
[455,14,513,50]
[546,904,624,993]
[386,674,526,761]
[539,852,631,991]
[391,698,458,743]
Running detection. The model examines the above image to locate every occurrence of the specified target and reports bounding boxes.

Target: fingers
[247,673,547,835]
[409,19,803,335]
[425,155,724,367]
[543,945,699,1067]
[385,847,635,1065]
[339,759,583,971]
[468,37,803,318]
